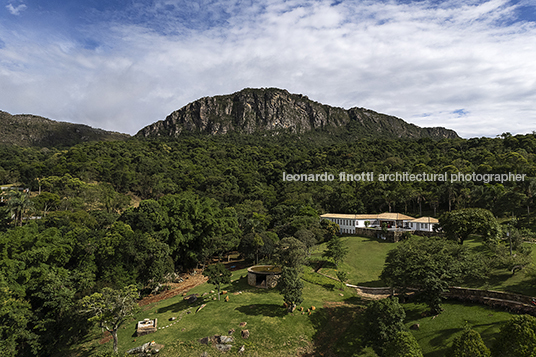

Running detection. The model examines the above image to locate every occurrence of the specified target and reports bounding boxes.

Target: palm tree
[6,189,33,226]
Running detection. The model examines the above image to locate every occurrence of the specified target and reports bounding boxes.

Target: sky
[1,0,535,138]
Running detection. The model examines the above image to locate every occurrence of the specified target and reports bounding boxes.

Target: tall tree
[81,285,140,354]
[381,236,485,314]
[6,190,33,227]
[279,266,304,313]
[203,263,232,301]
[323,236,348,267]
[363,297,406,356]
[275,237,306,268]
[439,208,500,244]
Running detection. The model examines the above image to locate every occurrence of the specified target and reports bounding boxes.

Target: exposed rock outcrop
[136,88,458,140]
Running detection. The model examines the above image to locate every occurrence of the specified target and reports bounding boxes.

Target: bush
[449,328,490,357]
[383,331,423,357]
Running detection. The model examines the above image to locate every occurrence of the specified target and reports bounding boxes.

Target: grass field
[81,268,368,356]
[404,301,511,356]
[310,236,398,286]
[78,234,531,356]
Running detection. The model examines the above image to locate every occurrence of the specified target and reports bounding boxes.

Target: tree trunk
[111,329,119,353]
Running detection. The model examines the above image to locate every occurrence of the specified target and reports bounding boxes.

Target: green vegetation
[0,111,129,147]
[363,297,407,356]
[82,270,360,356]
[439,208,501,244]
[384,331,423,357]
[491,314,536,357]
[1,122,536,355]
[404,302,512,356]
[202,263,232,300]
[323,235,349,267]
[449,327,490,357]
[81,285,140,353]
[313,236,397,286]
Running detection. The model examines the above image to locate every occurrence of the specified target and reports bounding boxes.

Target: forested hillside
[0,111,130,147]
[1,131,535,356]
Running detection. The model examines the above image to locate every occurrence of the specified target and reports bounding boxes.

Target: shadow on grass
[235,303,287,317]
[358,235,394,244]
[157,297,203,314]
[307,304,368,357]
[68,344,100,357]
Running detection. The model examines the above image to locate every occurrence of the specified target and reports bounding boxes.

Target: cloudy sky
[1,0,535,138]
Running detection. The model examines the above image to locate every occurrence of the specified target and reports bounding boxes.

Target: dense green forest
[1,132,536,356]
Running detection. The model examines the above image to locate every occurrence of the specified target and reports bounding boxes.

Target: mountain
[136,88,458,140]
[0,111,130,147]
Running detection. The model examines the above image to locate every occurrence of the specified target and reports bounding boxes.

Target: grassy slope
[462,236,536,296]
[79,235,529,356]
[311,236,398,286]
[83,269,369,357]
[404,302,511,356]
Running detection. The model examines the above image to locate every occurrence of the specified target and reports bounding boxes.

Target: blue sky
[1,0,535,137]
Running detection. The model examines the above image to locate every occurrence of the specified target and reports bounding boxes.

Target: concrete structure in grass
[247,265,282,288]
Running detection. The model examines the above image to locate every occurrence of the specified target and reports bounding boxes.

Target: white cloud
[6,3,27,16]
[0,0,535,137]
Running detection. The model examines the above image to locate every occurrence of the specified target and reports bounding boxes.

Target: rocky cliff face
[136,88,458,139]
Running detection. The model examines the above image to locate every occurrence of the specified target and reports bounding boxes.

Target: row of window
[331,218,354,226]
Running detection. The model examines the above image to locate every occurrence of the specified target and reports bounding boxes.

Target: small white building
[405,216,438,232]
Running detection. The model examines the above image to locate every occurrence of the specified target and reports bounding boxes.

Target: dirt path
[139,272,208,307]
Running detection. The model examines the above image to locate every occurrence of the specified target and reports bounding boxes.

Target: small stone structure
[136,318,157,336]
[247,265,282,288]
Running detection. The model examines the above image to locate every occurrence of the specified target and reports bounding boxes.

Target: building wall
[323,217,356,234]
[247,271,280,288]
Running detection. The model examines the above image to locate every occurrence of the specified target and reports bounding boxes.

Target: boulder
[239,322,247,327]
[127,341,164,356]
[241,330,249,339]
[238,345,245,353]
[219,336,234,344]
[228,329,235,335]
[196,304,207,313]
[410,323,420,330]
[216,344,232,352]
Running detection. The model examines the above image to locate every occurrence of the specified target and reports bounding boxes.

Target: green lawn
[311,236,398,286]
[404,301,511,356]
[462,236,536,296]
[81,268,365,357]
[77,234,531,356]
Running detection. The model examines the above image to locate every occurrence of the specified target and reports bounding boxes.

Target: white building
[404,216,438,232]
[320,213,438,234]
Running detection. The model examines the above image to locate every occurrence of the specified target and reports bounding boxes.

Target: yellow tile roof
[410,216,439,224]
[320,213,379,219]
[376,213,415,220]
[320,213,416,220]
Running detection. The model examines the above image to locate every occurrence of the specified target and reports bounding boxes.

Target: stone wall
[443,287,536,316]
[247,272,256,287]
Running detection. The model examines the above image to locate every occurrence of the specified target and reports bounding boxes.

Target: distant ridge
[136,88,459,140]
[0,111,130,147]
